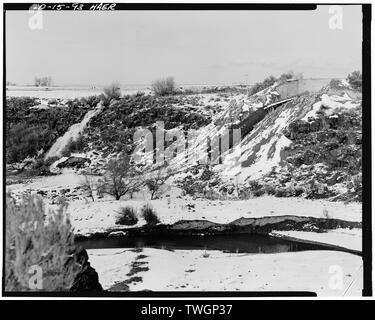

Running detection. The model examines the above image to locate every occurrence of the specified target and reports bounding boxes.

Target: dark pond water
[76,233,336,254]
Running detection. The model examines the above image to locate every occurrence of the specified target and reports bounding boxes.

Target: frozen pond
[77,233,344,254]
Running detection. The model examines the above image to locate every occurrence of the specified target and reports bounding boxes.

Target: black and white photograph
[2,2,370,299]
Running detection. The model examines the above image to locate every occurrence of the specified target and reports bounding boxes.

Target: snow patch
[272,228,361,252]
[302,94,359,122]
[45,102,103,159]
[88,248,362,295]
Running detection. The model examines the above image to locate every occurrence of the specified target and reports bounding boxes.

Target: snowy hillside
[164,81,362,203]
[5,80,363,296]
[6,80,362,205]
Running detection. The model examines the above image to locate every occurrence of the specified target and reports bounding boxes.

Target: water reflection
[77,233,332,254]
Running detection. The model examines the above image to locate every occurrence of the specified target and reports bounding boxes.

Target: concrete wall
[275,78,332,100]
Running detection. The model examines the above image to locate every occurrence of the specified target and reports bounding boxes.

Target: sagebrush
[103,82,121,100]
[5,194,81,291]
[151,77,176,96]
[141,204,160,225]
[116,206,138,225]
[346,70,362,90]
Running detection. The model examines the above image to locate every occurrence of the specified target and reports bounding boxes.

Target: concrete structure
[275,78,332,100]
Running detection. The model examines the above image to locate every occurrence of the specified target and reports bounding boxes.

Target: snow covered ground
[88,248,362,296]
[7,172,361,249]
[272,228,362,252]
[6,85,230,99]
[301,93,360,122]
[6,172,84,192]
[6,86,151,99]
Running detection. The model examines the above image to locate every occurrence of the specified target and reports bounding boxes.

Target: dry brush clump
[115,206,138,226]
[346,70,362,90]
[103,82,122,100]
[34,76,53,87]
[141,204,160,226]
[249,71,303,96]
[151,77,176,96]
[5,194,81,291]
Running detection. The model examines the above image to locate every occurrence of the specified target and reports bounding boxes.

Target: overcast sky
[6,5,362,86]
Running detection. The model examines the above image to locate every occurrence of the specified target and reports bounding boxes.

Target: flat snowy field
[6,86,151,99]
[88,248,362,296]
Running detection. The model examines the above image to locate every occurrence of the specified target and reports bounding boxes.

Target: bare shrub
[145,166,171,200]
[80,172,97,202]
[34,76,53,87]
[249,71,303,96]
[346,71,362,90]
[116,206,138,226]
[279,71,295,83]
[103,82,121,100]
[249,75,277,95]
[151,77,176,96]
[5,194,80,291]
[322,208,330,219]
[202,251,210,258]
[100,154,143,200]
[141,204,159,226]
[330,79,343,89]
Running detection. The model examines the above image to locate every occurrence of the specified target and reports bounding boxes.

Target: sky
[6,5,362,86]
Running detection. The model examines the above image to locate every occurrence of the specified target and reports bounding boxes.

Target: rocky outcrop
[278,108,362,201]
[70,247,103,292]
[57,156,91,169]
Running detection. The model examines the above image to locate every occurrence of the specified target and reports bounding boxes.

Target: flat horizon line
[6,77,338,88]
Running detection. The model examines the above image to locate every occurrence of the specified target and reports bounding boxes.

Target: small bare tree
[151,77,176,96]
[145,165,171,200]
[80,172,96,202]
[101,154,143,200]
[34,76,53,87]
